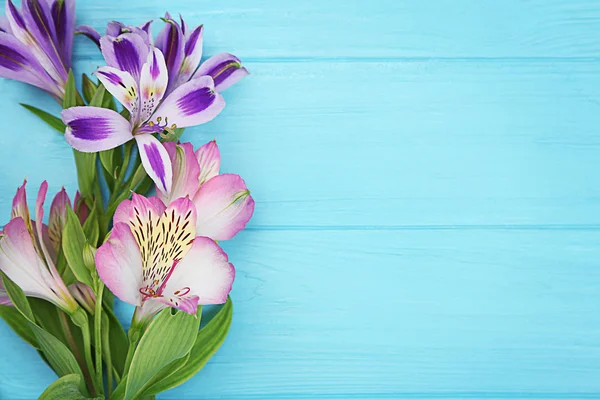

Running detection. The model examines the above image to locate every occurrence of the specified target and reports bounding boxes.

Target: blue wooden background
[2,0,600,399]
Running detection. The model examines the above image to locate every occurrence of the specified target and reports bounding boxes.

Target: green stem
[102,313,114,397]
[80,321,98,393]
[59,312,95,396]
[94,283,105,396]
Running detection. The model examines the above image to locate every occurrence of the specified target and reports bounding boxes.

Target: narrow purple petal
[94,66,140,121]
[6,1,26,32]
[75,25,101,47]
[0,15,13,33]
[151,76,225,129]
[194,52,249,92]
[52,0,75,66]
[177,24,203,84]
[106,21,125,37]
[139,48,168,122]
[135,133,173,194]
[62,106,133,152]
[155,17,184,94]
[100,33,149,82]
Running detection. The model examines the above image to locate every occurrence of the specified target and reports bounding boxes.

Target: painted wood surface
[1,0,600,398]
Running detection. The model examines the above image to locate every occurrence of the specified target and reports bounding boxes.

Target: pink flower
[158,140,255,241]
[0,181,78,313]
[95,194,235,322]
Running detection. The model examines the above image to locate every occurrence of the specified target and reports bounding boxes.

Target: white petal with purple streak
[135,133,173,194]
[62,106,133,152]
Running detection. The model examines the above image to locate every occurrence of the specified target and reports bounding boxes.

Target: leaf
[125,309,201,399]
[82,204,100,247]
[104,306,129,377]
[73,150,97,199]
[20,104,66,134]
[39,374,90,400]
[89,83,106,107]
[82,74,98,105]
[143,298,233,395]
[99,149,115,174]
[63,70,84,108]
[62,206,93,286]
[1,271,34,320]
[0,304,38,348]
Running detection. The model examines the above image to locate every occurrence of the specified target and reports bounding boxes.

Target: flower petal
[161,236,235,310]
[75,25,100,47]
[51,0,75,66]
[139,47,168,123]
[194,52,249,92]
[0,15,13,33]
[100,32,149,82]
[113,193,165,228]
[140,20,153,43]
[11,179,32,235]
[105,21,125,37]
[94,66,140,120]
[48,187,71,253]
[96,222,143,306]
[193,174,255,241]
[34,181,61,279]
[0,218,66,308]
[0,31,58,95]
[155,17,184,94]
[62,106,133,152]
[158,142,201,205]
[196,139,220,186]
[177,24,203,85]
[135,134,173,194]
[150,75,225,129]
[20,0,67,81]
[74,191,89,225]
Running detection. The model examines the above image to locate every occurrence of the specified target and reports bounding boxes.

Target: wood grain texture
[1,0,600,399]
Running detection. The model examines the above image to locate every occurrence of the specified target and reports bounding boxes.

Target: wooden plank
[2,229,599,398]
[3,60,598,227]
[71,0,600,59]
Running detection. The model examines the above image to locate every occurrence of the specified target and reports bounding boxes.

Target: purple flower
[61,47,225,193]
[77,13,248,96]
[0,0,75,99]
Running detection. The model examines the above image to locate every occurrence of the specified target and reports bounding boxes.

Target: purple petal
[94,66,140,121]
[62,106,133,152]
[20,0,67,81]
[139,48,168,122]
[106,21,125,37]
[155,17,184,94]
[194,52,249,92]
[140,20,153,40]
[135,133,173,194]
[0,31,58,95]
[177,24,203,85]
[100,33,149,83]
[75,25,100,47]
[151,75,225,129]
[51,0,75,66]
[0,15,12,33]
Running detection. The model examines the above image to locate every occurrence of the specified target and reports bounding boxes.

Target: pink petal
[161,236,235,310]
[192,174,255,241]
[158,142,201,205]
[95,222,143,306]
[139,47,168,123]
[11,179,32,234]
[150,76,225,129]
[48,187,72,253]
[113,194,166,227]
[196,139,221,186]
[62,106,133,152]
[135,133,173,194]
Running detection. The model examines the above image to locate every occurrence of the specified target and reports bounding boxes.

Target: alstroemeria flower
[0,181,78,313]
[61,47,225,193]
[159,140,254,241]
[96,194,234,321]
[0,0,75,99]
[77,13,248,96]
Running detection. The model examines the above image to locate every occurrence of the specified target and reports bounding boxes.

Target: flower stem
[59,311,96,396]
[94,283,105,396]
[80,321,98,393]
[101,313,114,397]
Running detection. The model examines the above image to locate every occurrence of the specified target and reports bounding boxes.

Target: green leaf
[125,309,201,399]
[104,306,129,377]
[143,298,233,395]
[63,70,84,108]
[89,83,106,107]
[82,204,100,247]
[73,150,97,199]
[99,149,115,174]
[20,104,66,134]
[0,304,38,348]
[1,271,34,320]
[102,87,117,111]
[39,374,91,400]
[82,74,98,105]
[62,206,93,286]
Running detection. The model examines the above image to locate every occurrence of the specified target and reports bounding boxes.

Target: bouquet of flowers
[0,1,254,398]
